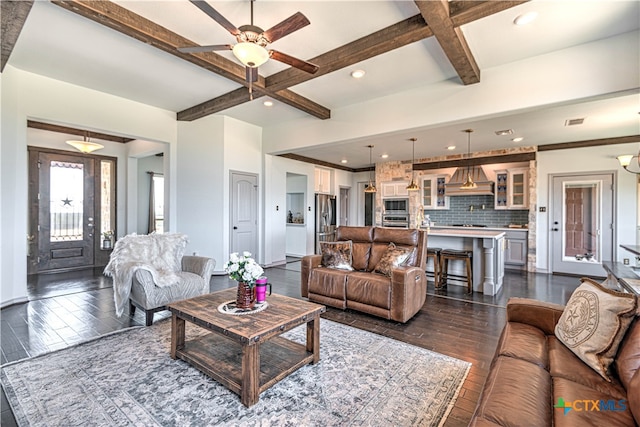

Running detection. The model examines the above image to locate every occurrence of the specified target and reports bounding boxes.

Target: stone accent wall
[527,159,537,272]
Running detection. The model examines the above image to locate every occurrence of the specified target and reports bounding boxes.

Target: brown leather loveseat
[301,226,427,323]
[470,297,640,426]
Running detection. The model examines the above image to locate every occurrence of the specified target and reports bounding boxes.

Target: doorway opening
[550,173,614,277]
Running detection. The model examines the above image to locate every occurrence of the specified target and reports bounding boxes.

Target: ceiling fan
[178,0,319,98]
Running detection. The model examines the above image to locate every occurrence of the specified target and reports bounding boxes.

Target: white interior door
[230,171,258,258]
[551,173,614,277]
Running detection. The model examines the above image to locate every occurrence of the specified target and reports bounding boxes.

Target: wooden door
[33,151,96,271]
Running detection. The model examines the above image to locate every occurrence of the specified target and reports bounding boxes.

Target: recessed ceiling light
[350,69,366,79]
[341,159,348,164]
[514,11,538,26]
[495,129,514,136]
[380,154,389,159]
[447,145,456,150]
[512,137,524,143]
[263,100,273,107]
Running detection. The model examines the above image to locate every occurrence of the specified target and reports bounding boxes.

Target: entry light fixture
[66,134,104,154]
[406,137,419,191]
[364,145,377,193]
[460,129,477,190]
[617,150,640,174]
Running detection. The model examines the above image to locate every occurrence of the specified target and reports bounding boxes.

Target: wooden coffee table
[167,288,326,407]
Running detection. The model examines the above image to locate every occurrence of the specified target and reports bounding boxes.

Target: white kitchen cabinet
[314,167,331,194]
[422,175,449,209]
[495,168,529,210]
[381,181,410,198]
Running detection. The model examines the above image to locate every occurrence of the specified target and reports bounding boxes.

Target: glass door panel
[50,161,84,242]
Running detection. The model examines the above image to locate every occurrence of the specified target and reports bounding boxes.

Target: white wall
[0,67,178,307]
[176,115,262,272]
[536,142,639,273]
[176,115,225,267]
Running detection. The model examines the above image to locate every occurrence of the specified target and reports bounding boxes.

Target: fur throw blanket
[104,233,188,317]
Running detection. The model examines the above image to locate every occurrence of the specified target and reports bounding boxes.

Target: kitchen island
[424,227,506,295]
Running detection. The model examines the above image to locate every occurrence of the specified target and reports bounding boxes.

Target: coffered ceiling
[4,0,640,168]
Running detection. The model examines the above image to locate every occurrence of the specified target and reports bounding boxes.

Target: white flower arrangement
[224,251,264,286]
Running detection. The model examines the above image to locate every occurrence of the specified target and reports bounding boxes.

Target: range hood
[444,166,494,196]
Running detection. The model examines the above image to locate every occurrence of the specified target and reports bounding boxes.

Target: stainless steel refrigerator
[315,194,336,254]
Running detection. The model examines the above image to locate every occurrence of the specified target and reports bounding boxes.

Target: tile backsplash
[423,195,529,228]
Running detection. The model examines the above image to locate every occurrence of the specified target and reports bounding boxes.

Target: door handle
[552,228,559,231]
[233,226,238,230]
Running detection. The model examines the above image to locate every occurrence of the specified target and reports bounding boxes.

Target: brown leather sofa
[301,226,427,323]
[471,298,640,426]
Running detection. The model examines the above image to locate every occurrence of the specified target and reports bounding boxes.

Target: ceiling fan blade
[245,66,258,83]
[262,12,310,43]
[189,0,240,36]
[270,50,319,74]
[178,44,233,54]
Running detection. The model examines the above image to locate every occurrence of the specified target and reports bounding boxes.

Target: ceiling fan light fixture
[232,42,270,67]
[66,135,104,154]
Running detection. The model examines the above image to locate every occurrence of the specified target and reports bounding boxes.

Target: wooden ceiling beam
[1,0,34,72]
[266,14,433,92]
[449,1,529,27]
[194,1,526,121]
[27,120,134,143]
[51,0,329,120]
[414,0,479,85]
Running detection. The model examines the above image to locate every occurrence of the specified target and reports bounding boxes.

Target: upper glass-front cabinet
[495,168,528,210]
[422,175,449,210]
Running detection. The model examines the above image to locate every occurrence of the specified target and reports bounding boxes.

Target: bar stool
[439,249,473,294]
[426,247,442,289]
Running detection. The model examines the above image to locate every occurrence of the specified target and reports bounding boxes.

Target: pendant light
[66,133,104,154]
[364,145,377,193]
[406,137,419,191]
[460,129,477,190]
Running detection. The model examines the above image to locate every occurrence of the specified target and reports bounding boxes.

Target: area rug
[1,319,471,426]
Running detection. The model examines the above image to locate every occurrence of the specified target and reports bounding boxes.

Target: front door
[230,171,258,258]
[551,173,614,277]
[33,151,96,271]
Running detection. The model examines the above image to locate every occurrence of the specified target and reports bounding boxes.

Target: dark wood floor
[1,262,581,426]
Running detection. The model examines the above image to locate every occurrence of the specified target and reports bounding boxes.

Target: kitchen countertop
[422,227,505,239]
[430,225,528,232]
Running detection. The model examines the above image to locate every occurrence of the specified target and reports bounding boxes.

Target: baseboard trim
[1,296,29,309]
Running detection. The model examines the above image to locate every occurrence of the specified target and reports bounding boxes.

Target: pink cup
[255,277,271,303]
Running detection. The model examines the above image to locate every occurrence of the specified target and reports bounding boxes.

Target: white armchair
[104,233,215,326]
